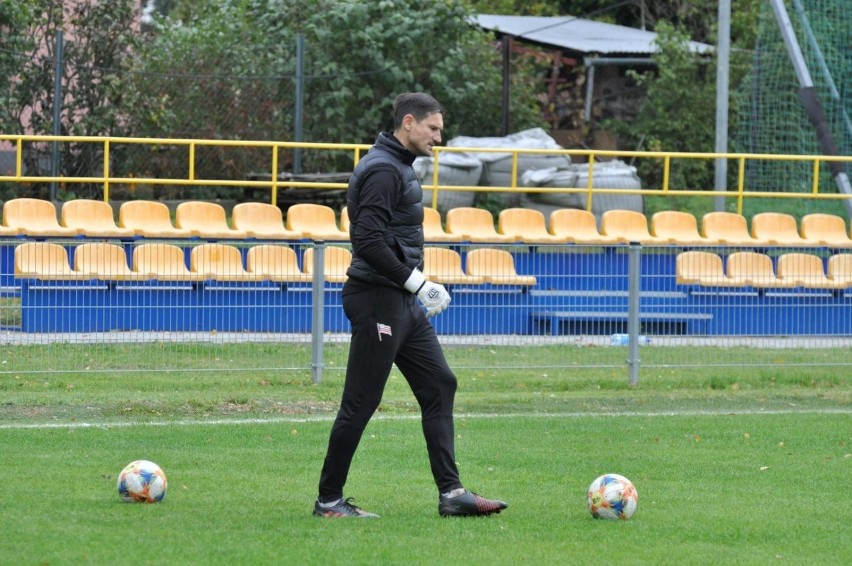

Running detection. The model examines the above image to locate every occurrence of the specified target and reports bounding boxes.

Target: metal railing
[3,134,852,213]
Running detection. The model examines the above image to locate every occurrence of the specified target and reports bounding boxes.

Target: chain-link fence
[3,135,852,379]
[3,237,852,382]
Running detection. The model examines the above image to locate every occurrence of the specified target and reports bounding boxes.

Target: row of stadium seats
[14,242,337,283]
[434,208,852,247]
[568,209,852,247]
[676,250,852,289]
[6,197,852,247]
[424,247,536,285]
[0,198,347,241]
[14,242,535,286]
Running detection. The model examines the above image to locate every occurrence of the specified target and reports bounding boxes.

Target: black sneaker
[439,490,507,517]
[313,497,379,518]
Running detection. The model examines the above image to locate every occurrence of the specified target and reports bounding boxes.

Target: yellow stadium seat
[60,199,136,238]
[651,211,716,245]
[132,243,202,281]
[498,208,569,244]
[302,245,351,283]
[190,243,259,281]
[14,242,83,280]
[675,251,740,286]
[600,209,667,244]
[231,202,302,240]
[423,247,485,285]
[175,201,248,239]
[800,213,852,247]
[3,198,80,237]
[285,203,349,241]
[750,212,811,247]
[465,248,536,285]
[74,242,140,280]
[246,244,313,283]
[548,209,618,245]
[119,201,193,238]
[776,252,837,288]
[423,207,465,243]
[445,207,517,243]
[340,207,350,233]
[827,254,852,287]
[0,213,20,236]
[725,251,794,288]
[700,212,758,246]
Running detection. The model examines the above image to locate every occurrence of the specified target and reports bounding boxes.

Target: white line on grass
[0,407,849,430]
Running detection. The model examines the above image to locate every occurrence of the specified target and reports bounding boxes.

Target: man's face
[402,111,443,156]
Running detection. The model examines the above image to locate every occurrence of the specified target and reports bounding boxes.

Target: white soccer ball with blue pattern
[117,460,168,503]
[586,473,638,520]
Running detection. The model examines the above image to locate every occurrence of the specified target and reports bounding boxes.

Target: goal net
[731,0,851,215]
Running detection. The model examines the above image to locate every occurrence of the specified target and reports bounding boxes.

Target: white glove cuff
[403,268,427,294]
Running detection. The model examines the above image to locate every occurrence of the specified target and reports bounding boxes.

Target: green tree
[0,1,34,122]
[0,0,143,198]
[604,21,716,199]
[136,0,544,176]
[463,0,561,16]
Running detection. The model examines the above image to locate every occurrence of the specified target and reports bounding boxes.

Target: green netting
[731,0,851,216]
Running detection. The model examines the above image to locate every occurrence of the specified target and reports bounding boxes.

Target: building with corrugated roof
[471,14,714,148]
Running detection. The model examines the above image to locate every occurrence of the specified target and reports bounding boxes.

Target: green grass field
[1,344,850,565]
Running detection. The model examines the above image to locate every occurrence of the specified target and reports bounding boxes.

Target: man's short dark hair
[393,92,444,130]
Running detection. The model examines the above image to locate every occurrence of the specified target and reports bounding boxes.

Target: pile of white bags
[521,160,644,221]
[412,127,643,220]
[447,128,571,207]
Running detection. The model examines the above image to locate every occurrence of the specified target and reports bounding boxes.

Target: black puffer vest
[346,132,424,287]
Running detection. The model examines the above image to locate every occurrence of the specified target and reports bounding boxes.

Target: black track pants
[317,279,462,500]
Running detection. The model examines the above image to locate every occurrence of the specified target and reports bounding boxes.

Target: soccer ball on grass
[586,473,638,520]
[117,460,168,503]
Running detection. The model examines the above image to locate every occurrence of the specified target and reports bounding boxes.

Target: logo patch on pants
[376,322,392,341]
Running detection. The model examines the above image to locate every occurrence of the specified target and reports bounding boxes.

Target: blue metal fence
[3,235,852,378]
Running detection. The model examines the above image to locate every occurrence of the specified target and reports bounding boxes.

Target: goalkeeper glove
[404,268,451,317]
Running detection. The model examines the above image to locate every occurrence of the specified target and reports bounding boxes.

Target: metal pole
[293,34,305,175]
[310,242,325,384]
[584,61,595,122]
[714,0,731,212]
[49,30,64,202]
[769,0,813,87]
[501,35,511,136]
[626,243,641,386]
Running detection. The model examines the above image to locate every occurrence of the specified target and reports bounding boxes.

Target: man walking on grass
[313,92,508,518]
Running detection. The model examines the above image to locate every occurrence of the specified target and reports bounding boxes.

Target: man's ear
[403,114,415,131]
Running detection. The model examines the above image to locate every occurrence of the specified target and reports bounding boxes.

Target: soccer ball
[586,473,638,520]
[117,460,168,503]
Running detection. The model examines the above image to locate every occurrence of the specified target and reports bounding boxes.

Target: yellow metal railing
[429,146,852,214]
[2,134,851,214]
[0,135,371,204]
